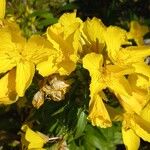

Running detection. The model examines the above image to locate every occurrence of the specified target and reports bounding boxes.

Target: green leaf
[74,110,87,139]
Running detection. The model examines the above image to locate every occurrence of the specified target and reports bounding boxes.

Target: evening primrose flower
[83,53,132,128]
[0,28,50,97]
[21,125,49,150]
[104,26,150,79]
[127,20,149,45]
[37,12,82,76]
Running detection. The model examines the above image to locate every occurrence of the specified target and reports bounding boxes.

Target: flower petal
[131,114,150,142]
[127,21,149,45]
[132,62,150,78]
[36,55,58,77]
[16,61,35,96]
[104,26,129,59]
[88,94,112,128]
[122,127,140,150]
[0,0,6,19]
[83,53,103,75]
[24,35,50,64]
[0,69,18,104]
[21,125,45,149]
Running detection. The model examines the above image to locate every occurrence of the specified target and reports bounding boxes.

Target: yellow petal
[82,17,106,44]
[59,11,82,27]
[81,17,106,55]
[125,46,150,64]
[36,55,58,77]
[132,62,150,78]
[131,114,150,142]
[118,89,148,114]
[24,35,50,64]
[16,61,35,97]
[128,74,149,90]
[46,24,79,75]
[140,102,150,123]
[0,31,17,73]
[88,94,112,128]
[0,54,16,73]
[108,76,132,96]
[127,21,149,45]
[0,69,18,105]
[0,0,6,19]
[104,26,129,59]
[21,125,46,149]
[122,127,140,150]
[83,53,103,75]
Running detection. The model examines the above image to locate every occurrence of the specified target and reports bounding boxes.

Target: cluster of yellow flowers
[0,0,150,149]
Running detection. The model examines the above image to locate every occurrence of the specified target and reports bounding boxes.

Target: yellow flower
[21,125,48,150]
[83,53,132,127]
[81,17,106,55]
[37,12,82,76]
[104,26,150,79]
[127,20,149,45]
[0,28,50,96]
[0,0,6,19]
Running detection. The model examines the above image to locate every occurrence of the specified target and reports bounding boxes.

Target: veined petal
[24,35,50,64]
[122,127,140,150]
[0,0,6,19]
[0,69,18,105]
[88,94,112,128]
[16,61,35,97]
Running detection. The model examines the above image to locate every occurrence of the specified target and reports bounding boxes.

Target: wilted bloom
[42,74,70,101]
[127,20,149,45]
[32,91,45,109]
[37,11,82,76]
